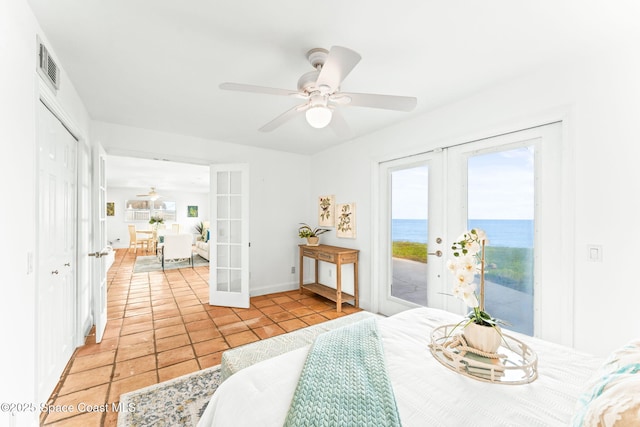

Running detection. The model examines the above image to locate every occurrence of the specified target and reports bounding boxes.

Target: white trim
[38,79,81,141]
[249,281,298,297]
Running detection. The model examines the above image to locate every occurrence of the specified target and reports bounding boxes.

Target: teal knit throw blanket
[283,318,402,427]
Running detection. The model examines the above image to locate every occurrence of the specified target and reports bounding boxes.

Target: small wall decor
[318,195,335,227]
[106,202,115,216]
[336,202,356,238]
[187,205,198,218]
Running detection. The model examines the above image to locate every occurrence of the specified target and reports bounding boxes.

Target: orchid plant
[447,229,502,327]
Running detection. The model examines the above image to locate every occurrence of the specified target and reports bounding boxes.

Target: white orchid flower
[457,255,479,274]
[446,259,459,273]
[472,228,488,244]
[465,240,480,255]
[453,282,479,308]
[454,269,475,286]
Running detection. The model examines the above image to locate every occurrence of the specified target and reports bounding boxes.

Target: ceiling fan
[136,187,160,201]
[219,46,417,136]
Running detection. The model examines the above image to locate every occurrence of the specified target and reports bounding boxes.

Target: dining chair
[128,224,151,253]
[148,229,158,254]
[171,223,182,234]
[161,233,194,270]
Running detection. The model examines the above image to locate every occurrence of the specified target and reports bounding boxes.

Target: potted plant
[447,229,506,353]
[149,215,164,230]
[194,221,204,235]
[298,223,329,246]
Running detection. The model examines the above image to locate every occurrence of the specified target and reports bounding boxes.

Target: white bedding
[198,307,602,427]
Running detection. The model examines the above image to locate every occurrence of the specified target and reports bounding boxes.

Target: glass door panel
[390,165,429,305]
[466,146,535,335]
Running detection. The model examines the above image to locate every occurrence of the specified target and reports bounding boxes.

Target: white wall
[1,1,93,426]
[311,43,640,357]
[106,187,210,248]
[93,121,311,295]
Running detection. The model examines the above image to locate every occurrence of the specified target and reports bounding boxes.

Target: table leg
[336,261,342,313]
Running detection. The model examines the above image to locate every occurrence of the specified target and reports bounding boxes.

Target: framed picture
[318,195,335,227]
[187,205,198,218]
[106,202,115,216]
[336,202,356,238]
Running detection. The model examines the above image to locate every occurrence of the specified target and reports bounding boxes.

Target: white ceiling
[27,0,640,158]
[106,155,210,193]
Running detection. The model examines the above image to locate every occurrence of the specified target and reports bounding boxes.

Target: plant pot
[306,236,320,246]
[463,322,502,353]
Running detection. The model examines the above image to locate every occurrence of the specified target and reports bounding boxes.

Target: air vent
[38,40,60,91]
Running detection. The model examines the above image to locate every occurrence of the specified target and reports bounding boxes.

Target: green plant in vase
[149,215,164,229]
[298,223,329,246]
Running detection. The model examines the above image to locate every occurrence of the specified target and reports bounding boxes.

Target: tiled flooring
[41,248,360,426]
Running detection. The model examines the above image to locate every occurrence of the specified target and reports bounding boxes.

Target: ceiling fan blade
[316,46,361,92]
[328,109,352,138]
[336,92,417,112]
[219,82,306,98]
[259,103,309,132]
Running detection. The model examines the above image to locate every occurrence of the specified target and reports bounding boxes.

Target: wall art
[318,195,335,227]
[336,202,356,238]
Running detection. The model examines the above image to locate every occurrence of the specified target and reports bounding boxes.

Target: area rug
[117,365,221,427]
[133,254,209,273]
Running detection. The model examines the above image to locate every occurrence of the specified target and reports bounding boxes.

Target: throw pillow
[572,340,640,426]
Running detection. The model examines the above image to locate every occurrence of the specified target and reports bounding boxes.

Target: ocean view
[392,219,534,248]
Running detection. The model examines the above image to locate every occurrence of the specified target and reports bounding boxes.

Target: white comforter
[198,307,602,427]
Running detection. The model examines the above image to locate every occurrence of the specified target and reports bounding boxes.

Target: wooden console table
[299,244,359,312]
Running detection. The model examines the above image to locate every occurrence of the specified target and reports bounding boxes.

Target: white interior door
[209,164,250,308]
[36,100,77,404]
[91,144,109,342]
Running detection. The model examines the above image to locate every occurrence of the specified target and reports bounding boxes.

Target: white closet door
[36,100,77,404]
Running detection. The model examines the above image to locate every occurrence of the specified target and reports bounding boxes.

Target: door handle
[89,250,108,258]
[64,262,71,267]
[89,246,112,259]
[428,250,443,257]
[51,270,59,275]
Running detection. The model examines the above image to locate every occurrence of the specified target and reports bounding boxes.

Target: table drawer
[317,251,335,262]
[339,253,358,264]
[302,249,318,258]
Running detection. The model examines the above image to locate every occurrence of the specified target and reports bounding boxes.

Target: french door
[378,122,564,340]
[209,164,250,308]
[377,152,445,315]
[91,144,109,343]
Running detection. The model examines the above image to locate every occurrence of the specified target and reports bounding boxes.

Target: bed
[198,307,640,427]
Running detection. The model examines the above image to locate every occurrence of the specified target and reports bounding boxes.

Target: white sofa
[194,237,210,261]
[195,229,211,261]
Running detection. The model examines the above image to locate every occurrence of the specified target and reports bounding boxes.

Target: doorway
[377,122,564,340]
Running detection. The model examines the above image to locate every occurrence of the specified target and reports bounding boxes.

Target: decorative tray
[429,324,538,385]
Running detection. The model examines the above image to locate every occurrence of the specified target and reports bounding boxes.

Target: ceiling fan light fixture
[305,105,332,128]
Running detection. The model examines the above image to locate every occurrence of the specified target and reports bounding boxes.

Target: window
[124,200,176,222]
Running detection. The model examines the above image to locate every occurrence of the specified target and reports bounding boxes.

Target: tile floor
[40,248,360,426]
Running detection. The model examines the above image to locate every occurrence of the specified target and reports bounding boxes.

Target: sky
[392,146,534,220]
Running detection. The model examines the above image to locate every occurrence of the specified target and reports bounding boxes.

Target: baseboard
[250,281,298,297]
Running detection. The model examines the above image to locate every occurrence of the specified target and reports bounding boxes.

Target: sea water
[391,219,533,248]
